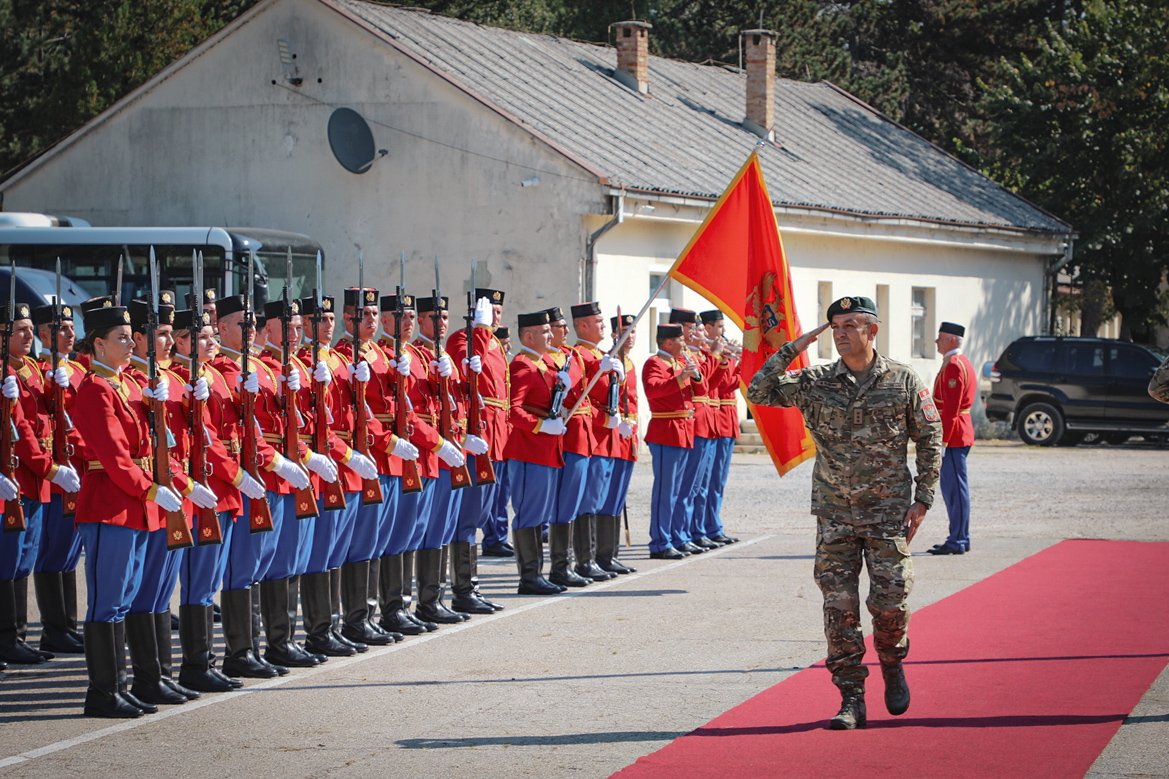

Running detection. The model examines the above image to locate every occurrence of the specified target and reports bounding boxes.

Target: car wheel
[1017,402,1064,446]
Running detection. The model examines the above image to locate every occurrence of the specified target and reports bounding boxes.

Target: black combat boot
[114,620,158,714]
[548,523,590,587]
[449,541,498,614]
[364,560,401,642]
[341,561,392,646]
[514,527,562,595]
[596,514,635,574]
[414,548,466,624]
[828,689,867,730]
[401,552,437,631]
[154,611,199,700]
[177,604,236,693]
[573,514,616,581]
[82,621,142,719]
[328,567,367,653]
[261,578,320,668]
[882,663,910,715]
[0,578,48,664]
[62,568,83,643]
[301,571,354,657]
[220,588,277,678]
[33,571,84,653]
[125,611,187,705]
[438,546,469,621]
[377,554,425,635]
[252,583,289,675]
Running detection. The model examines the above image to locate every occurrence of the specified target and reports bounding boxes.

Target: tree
[979,0,1169,340]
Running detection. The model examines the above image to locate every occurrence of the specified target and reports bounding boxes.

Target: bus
[0,216,327,313]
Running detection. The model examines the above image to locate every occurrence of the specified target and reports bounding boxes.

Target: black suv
[984,336,1169,446]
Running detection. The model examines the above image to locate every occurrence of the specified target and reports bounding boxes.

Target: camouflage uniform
[1149,355,1169,404]
[747,342,942,693]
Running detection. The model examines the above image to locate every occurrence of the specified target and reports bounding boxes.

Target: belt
[262,432,283,444]
[651,410,694,420]
[374,413,394,424]
[224,439,241,454]
[87,457,151,472]
[718,399,738,407]
[521,404,554,419]
[417,413,436,425]
[482,397,510,411]
[571,404,591,417]
[38,437,52,451]
[959,408,971,415]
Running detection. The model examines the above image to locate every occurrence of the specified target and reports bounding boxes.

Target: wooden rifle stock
[1,359,24,533]
[189,373,222,545]
[353,360,384,505]
[239,386,273,532]
[463,293,494,486]
[312,342,346,510]
[150,378,194,550]
[393,301,422,494]
[281,307,318,519]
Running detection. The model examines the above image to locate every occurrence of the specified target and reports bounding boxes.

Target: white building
[0,0,1071,418]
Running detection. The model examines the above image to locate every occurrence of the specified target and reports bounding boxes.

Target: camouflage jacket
[1149,355,1169,404]
[746,342,943,524]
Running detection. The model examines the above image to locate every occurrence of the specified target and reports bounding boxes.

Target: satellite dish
[327,107,377,174]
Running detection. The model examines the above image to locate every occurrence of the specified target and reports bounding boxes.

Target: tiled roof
[339,1,1068,234]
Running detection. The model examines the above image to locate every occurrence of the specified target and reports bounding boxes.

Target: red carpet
[615,540,1169,778]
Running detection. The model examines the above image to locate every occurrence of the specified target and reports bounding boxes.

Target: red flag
[667,151,815,475]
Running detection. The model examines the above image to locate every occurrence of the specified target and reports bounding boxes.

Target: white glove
[538,417,567,436]
[0,474,17,501]
[46,367,70,388]
[436,440,465,468]
[392,351,412,377]
[464,434,488,456]
[556,369,573,390]
[473,297,492,326]
[185,377,210,402]
[352,360,371,383]
[605,413,620,430]
[283,369,301,392]
[189,482,218,510]
[304,451,338,483]
[143,376,170,403]
[618,420,634,439]
[391,437,419,461]
[464,355,482,374]
[238,372,259,394]
[237,471,266,500]
[273,457,310,490]
[432,355,453,378]
[313,361,332,385]
[346,451,378,480]
[601,355,625,381]
[2,376,18,400]
[50,465,81,493]
[150,485,183,513]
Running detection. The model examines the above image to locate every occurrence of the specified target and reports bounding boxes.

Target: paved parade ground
[2,441,1167,777]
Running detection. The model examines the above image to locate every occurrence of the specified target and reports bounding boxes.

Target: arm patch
[919,388,940,422]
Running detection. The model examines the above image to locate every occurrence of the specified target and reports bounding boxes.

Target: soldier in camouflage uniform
[746,296,942,730]
[1149,354,1169,403]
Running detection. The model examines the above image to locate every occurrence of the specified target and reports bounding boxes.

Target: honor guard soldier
[928,321,976,556]
[505,310,566,595]
[643,322,702,559]
[569,301,625,581]
[746,295,942,730]
[593,314,639,575]
[672,309,715,554]
[31,302,87,654]
[2,302,78,665]
[489,326,513,538]
[699,310,741,545]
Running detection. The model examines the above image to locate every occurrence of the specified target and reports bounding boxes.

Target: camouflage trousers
[814,514,914,693]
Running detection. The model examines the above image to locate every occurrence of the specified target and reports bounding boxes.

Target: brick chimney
[741,29,777,140]
[613,20,651,94]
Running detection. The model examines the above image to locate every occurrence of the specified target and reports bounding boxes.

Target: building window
[875,284,889,355]
[817,281,833,359]
[911,287,934,358]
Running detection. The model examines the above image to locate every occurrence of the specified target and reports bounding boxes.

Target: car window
[1009,342,1057,372]
[1064,344,1105,376]
[1109,346,1158,380]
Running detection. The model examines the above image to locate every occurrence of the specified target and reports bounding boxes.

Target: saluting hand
[792,323,830,354]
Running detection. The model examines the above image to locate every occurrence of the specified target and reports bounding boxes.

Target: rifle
[147,248,193,550]
[241,248,274,532]
[50,258,77,518]
[189,251,222,545]
[463,261,494,486]
[432,258,470,490]
[352,252,383,505]
[310,251,346,510]
[615,307,631,547]
[394,253,421,494]
[282,248,318,519]
[1,258,24,532]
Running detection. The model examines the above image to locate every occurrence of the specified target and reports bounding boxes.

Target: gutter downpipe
[584,192,624,301]
[1045,236,1075,334]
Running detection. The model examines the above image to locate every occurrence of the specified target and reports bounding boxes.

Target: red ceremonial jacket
[504,348,564,468]
[714,356,742,439]
[446,324,510,461]
[932,351,976,447]
[212,345,290,494]
[549,345,594,457]
[594,352,639,462]
[642,351,700,449]
[10,355,62,501]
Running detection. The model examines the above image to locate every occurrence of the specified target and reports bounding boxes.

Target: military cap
[668,308,699,325]
[344,288,380,308]
[570,301,602,319]
[544,306,566,323]
[173,309,213,330]
[826,295,878,321]
[475,288,505,304]
[186,288,218,308]
[610,314,635,332]
[380,294,414,312]
[656,323,683,339]
[0,302,32,325]
[79,296,114,315]
[939,321,966,337]
[159,289,177,308]
[517,311,550,329]
[129,300,175,330]
[32,303,74,326]
[299,295,336,316]
[699,309,724,324]
[416,295,449,313]
[494,326,510,340]
[263,299,300,321]
[215,295,246,318]
[84,305,131,334]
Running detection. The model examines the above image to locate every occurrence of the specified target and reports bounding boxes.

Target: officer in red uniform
[594,314,638,575]
[928,321,976,555]
[698,309,741,545]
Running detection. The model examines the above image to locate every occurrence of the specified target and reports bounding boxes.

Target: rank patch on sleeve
[919,388,940,422]
[786,369,803,378]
